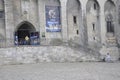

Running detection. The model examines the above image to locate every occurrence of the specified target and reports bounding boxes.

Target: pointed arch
[15,21,37,45]
[66,0,82,44]
[45,0,60,6]
[104,0,115,13]
[104,0,116,34]
[16,21,36,32]
[86,0,101,46]
[86,0,100,13]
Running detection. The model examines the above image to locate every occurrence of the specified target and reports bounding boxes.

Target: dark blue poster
[45,6,61,32]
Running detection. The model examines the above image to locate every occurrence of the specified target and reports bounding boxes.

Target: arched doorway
[15,22,39,45]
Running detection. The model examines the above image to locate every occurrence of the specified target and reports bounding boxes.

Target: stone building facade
[0,0,120,64]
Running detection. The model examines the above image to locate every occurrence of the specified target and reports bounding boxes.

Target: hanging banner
[45,6,61,32]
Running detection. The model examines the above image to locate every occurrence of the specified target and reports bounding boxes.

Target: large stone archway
[104,0,116,36]
[67,0,82,44]
[15,21,39,45]
[86,0,100,48]
[104,0,117,46]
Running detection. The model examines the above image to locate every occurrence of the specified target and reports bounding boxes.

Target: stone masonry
[0,0,120,64]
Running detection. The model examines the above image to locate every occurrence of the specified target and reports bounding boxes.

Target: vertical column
[80,0,88,46]
[100,4,106,45]
[116,1,120,45]
[4,0,14,47]
[38,0,46,45]
[61,0,68,42]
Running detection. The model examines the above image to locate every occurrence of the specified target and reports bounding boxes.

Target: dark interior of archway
[17,23,33,45]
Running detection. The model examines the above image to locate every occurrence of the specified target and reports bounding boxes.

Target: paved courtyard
[0,62,120,80]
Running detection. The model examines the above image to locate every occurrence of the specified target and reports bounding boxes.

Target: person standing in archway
[25,36,29,45]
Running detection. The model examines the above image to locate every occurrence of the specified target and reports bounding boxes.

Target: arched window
[104,0,115,34]
[106,14,114,33]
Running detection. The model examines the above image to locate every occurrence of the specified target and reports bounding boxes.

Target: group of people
[18,36,30,45]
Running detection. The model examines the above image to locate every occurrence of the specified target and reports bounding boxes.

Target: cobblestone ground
[0,62,120,80]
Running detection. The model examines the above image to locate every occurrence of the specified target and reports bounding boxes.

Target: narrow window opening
[94,3,97,10]
[92,23,95,31]
[93,37,95,40]
[107,21,114,33]
[76,30,79,35]
[73,16,77,24]
[0,11,4,18]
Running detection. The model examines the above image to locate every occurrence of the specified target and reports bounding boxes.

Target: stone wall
[67,0,82,45]
[0,0,119,64]
[3,0,119,46]
[0,46,99,65]
[13,0,39,31]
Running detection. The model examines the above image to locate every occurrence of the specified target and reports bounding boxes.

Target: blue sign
[45,6,61,32]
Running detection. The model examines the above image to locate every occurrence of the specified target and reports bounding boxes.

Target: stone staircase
[68,41,101,62]
[0,44,103,65]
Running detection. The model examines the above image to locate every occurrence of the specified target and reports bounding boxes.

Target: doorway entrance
[15,22,39,45]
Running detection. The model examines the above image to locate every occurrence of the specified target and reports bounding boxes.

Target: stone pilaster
[61,0,68,42]
[4,0,14,47]
[100,4,106,45]
[80,0,88,46]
